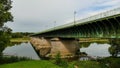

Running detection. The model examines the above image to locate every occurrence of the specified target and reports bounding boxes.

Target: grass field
[0,60,61,68]
[0,60,102,68]
[79,38,109,43]
[10,37,30,43]
[0,60,108,68]
[72,61,107,68]
[1,58,120,68]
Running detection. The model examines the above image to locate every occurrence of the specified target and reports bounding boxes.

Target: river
[80,42,110,57]
[2,42,40,60]
[2,42,111,60]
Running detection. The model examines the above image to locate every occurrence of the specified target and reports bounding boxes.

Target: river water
[2,42,111,60]
[2,42,40,60]
[80,43,111,57]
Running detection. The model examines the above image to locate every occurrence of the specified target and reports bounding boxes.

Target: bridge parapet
[76,7,120,25]
[32,7,120,38]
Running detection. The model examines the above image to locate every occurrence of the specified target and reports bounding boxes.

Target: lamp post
[74,11,77,26]
[54,21,56,30]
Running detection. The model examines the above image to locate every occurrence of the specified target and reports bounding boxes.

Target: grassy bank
[79,38,109,43]
[10,38,109,43]
[0,60,107,68]
[0,60,60,68]
[10,37,30,43]
[0,56,31,64]
[0,57,120,68]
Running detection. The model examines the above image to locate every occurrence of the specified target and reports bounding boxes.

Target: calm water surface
[80,43,111,57]
[3,42,40,60]
[2,42,111,60]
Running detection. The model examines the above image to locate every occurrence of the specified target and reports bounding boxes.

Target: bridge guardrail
[34,7,120,35]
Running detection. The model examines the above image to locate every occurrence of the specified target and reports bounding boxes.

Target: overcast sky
[5,0,120,32]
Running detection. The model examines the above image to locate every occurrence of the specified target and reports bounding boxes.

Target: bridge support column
[30,37,80,58]
[30,37,51,57]
[48,38,79,58]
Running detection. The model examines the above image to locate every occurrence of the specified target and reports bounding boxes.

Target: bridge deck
[33,7,120,38]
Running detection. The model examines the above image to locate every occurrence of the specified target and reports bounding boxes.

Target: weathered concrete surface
[48,38,79,58]
[30,37,79,58]
[30,37,51,57]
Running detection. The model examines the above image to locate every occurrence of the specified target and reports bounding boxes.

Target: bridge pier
[48,38,79,58]
[30,37,51,57]
[30,37,79,58]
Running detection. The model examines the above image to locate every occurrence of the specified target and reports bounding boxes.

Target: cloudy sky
[5,0,120,32]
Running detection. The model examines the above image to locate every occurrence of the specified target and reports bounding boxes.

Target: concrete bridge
[30,7,120,58]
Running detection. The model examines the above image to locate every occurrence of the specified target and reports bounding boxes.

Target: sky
[5,0,120,32]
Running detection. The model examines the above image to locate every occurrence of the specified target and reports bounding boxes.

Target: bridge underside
[35,14,120,38]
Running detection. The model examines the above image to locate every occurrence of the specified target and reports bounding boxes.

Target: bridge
[30,7,120,58]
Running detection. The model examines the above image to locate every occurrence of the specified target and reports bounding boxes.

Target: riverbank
[79,38,109,43]
[10,38,109,43]
[0,60,60,68]
[0,57,120,68]
[10,37,30,43]
[0,60,103,68]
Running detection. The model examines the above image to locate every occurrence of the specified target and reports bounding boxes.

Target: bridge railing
[76,7,120,25]
[54,7,120,31]
[33,7,120,35]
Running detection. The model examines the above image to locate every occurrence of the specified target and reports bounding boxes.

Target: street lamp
[54,21,56,30]
[74,11,77,26]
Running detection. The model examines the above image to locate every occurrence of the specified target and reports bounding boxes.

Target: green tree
[109,39,120,57]
[0,0,13,55]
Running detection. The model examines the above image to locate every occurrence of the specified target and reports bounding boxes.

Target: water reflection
[3,42,40,60]
[80,42,111,57]
[2,41,116,60]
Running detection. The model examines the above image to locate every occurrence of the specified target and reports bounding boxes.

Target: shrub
[0,56,31,64]
[54,52,68,68]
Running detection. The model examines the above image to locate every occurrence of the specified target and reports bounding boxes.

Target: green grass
[10,37,30,43]
[79,38,109,43]
[73,61,107,68]
[1,57,119,68]
[0,60,106,68]
[0,60,108,68]
[99,57,120,68]
[0,60,61,68]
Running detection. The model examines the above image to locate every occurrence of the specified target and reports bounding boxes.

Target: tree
[0,0,13,55]
[109,39,120,57]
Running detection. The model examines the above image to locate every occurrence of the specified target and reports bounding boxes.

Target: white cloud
[5,0,120,32]
[99,0,120,7]
[73,0,120,21]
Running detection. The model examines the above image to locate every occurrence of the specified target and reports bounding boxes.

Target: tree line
[0,0,13,56]
[11,32,34,38]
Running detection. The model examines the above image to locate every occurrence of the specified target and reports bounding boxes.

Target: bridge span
[30,7,120,58]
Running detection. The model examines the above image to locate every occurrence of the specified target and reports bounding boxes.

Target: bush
[0,56,31,64]
[96,57,120,68]
[54,52,62,65]
[54,52,68,68]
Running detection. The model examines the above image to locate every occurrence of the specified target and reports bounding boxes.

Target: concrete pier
[49,38,79,58]
[30,37,51,57]
[30,37,79,58]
